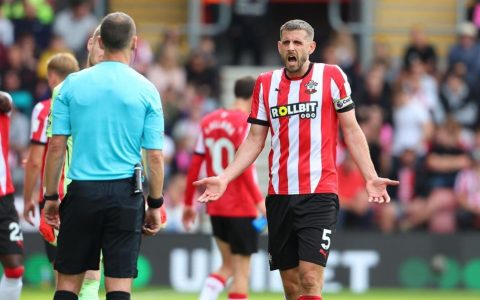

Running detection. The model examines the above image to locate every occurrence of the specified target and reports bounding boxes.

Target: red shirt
[185,108,263,217]
[248,63,353,195]
[0,92,14,197]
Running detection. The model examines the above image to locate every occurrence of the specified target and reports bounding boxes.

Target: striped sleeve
[248,75,269,126]
[30,102,48,144]
[330,65,354,112]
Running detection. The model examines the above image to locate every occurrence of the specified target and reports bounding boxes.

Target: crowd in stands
[2,0,480,234]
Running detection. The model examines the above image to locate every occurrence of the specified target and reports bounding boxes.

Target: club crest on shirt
[304,80,318,94]
[270,102,318,119]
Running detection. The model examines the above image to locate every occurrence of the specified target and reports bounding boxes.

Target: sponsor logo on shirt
[270,102,318,119]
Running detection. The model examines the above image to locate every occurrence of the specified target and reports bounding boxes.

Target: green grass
[21,287,480,300]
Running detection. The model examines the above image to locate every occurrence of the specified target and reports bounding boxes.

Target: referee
[43,12,164,300]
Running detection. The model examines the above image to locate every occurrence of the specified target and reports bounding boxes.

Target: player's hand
[366,177,399,204]
[194,176,228,203]
[23,198,36,226]
[43,200,60,228]
[143,207,161,236]
[159,205,168,229]
[182,206,197,231]
[256,201,267,218]
[39,210,58,246]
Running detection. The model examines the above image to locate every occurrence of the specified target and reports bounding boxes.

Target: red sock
[297,296,322,300]
[228,292,248,300]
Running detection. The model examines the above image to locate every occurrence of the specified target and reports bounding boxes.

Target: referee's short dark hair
[234,76,256,100]
[100,12,136,51]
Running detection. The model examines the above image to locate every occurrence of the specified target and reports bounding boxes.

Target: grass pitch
[22,287,480,299]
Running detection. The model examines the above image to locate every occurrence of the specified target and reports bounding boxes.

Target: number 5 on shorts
[321,229,332,250]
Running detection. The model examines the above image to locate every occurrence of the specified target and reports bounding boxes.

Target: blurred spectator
[329,27,358,81]
[6,0,53,50]
[448,22,480,88]
[9,105,29,190]
[403,25,437,75]
[147,44,186,95]
[2,70,33,115]
[131,37,153,75]
[356,63,393,124]
[0,5,14,47]
[405,119,470,233]
[3,43,37,95]
[455,129,480,229]
[229,0,268,65]
[53,0,97,58]
[399,58,442,123]
[438,71,478,132]
[36,34,69,80]
[186,50,220,100]
[391,90,433,159]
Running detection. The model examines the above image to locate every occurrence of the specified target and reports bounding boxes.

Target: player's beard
[283,53,308,75]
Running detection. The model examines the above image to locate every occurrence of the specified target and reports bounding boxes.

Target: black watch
[43,193,59,201]
[147,195,164,208]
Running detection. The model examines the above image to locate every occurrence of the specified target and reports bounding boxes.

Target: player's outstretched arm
[183,153,203,231]
[338,109,399,204]
[195,123,268,203]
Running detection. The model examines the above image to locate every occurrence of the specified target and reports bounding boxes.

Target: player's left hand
[194,176,228,203]
[143,207,162,236]
[43,200,60,228]
[366,177,399,204]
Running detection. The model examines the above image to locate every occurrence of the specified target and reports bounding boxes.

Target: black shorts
[211,216,259,255]
[0,194,24,256]
[266,193,339,270]
[54,179,144,278]
[38,202,57,263]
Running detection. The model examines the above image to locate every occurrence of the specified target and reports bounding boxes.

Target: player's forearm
[221,132,265,184]
[344,125,378,181]
[184,153,203,206]
[44,138,67,196]
[146,150,164,199]
[23,161,41,204]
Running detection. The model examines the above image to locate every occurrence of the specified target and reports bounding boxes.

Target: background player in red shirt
[0,91,24,300]
[183,76,266,300]
[195,20,399,300]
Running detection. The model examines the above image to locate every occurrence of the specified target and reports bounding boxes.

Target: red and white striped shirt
[0,91,15,197]
[248,63,353,195]
[30,99,51,145]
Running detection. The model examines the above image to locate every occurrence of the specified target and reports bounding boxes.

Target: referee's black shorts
[266,193,339,271]
[211,216,259,255]
[54,179,144,278]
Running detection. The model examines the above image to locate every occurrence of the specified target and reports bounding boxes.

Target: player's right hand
[182,206,196,231]
[39,210,58,246]
[194,176,228,203]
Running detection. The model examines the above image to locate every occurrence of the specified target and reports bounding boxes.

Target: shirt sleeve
[30,102,47,144]
[142,88,164,150]
[248,75,269,126]
[46,85,61,138]
[51,81,71,136]
[330,65,354,113]
[194,131,205,155]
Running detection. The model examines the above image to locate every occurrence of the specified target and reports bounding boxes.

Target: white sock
[198,274,225,300]
[0,275,22,300]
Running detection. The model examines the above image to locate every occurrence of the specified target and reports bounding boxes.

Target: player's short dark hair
[280,19,314,41]
[100,12,136,51]
[234,76,256,100]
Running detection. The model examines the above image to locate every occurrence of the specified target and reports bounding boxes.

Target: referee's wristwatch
[147,195,164,208]
[43,193,59,202]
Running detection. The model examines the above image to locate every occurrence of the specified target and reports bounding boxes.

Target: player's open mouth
[287,55,297,63]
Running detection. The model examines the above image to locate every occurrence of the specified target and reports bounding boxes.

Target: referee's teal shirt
[52,61,164,180]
